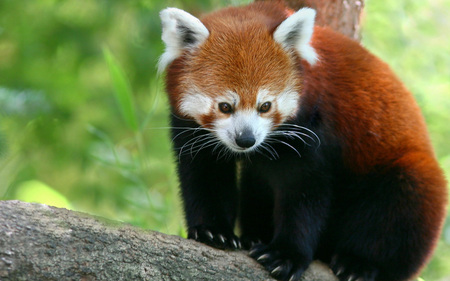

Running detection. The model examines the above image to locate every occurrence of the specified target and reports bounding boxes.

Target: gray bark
[0,200,337,281]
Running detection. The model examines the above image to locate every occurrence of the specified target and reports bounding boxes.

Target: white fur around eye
[277,88,300,119]
[216,90,240,106]
[257,88,299,120]
[256,89,275,104]
[179,92,213,119]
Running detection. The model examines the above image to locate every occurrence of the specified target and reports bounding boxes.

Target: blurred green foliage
[0,0,449,279]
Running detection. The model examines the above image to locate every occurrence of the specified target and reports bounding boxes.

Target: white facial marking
[211,88,300,153]
[179,89,213,120]
[217,90,240,107]
[214,109,272,153]
[273,8,318,65]
[257,89,275,105]
[257,88,300,120]
[276,88,300,119]
[158,8,210,73]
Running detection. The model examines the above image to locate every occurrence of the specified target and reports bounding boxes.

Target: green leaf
[15,180,72,210]
[103,48,138,131]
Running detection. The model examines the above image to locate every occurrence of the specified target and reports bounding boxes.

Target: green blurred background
[0,0,449,279]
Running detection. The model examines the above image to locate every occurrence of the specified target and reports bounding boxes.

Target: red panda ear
[158,8,210,73]
[273,8,318,65]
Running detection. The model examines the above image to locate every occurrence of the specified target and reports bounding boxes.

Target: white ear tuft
[273,8,318,65]
[158,8,209,73]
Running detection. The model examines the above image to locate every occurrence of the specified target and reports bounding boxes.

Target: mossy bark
[0,200,337,281]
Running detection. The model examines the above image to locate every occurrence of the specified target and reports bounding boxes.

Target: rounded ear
[158,8,210,73]
[273,8,318,65]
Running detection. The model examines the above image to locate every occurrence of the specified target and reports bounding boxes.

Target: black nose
[235,130,256,148]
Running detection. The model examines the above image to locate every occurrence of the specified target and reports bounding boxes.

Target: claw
[205,230,214,240]
[193,230,198,240]
[218,234,226,244]
[257,253,270,262]
[249,248,258,256]
[231,239,238,249]
[271,265,283,275]
[335,267,345,276]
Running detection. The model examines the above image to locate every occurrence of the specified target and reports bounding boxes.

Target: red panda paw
[330,254,378,281]
[249,243,309,281]
[187,225,241,250]
[240,234,263,250]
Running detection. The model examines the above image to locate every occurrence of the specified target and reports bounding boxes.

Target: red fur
[166,2,302,122]
[304,27,435,173]
[164,2,447,280]
[302,28,448,273]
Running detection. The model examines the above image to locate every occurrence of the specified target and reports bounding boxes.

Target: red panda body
[159,2,447,281]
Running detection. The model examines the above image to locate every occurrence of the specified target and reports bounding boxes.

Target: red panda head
[159,3,317,153]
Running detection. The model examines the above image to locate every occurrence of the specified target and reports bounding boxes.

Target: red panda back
[303,27,435,173]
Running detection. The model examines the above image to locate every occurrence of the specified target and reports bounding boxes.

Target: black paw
[330,254,378,281]
[240,234,263,250]
[188,225,241,250]
[249,243,308,281]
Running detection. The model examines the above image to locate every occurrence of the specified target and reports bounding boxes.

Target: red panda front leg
[249,166,331,281]
[239,162,275,249]
[171,119,241,250]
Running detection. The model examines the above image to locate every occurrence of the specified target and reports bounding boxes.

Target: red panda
[158,1,448,281]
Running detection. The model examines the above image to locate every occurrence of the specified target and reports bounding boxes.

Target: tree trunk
[0,200,337,280]
[259,0,365,40]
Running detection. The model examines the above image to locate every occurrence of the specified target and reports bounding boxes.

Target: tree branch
[0,200,337,280]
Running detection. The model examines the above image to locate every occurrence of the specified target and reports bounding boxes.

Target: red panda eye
[259,102,271,113]
[219,102,233,114]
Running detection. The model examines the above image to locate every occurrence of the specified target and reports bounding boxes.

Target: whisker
[212,141,223,154]
[282,130,316,143]
[191,138,221,160]
[170,113,193,122]
[177,134,209,161]
[216,146,227,161]
[276,124,321,147]
[167,124,218,142]
[265,137,302,158]
[278,140,302,158]
[178,135,215,158]
[265,143,279,159]
[189,134,215,158]
[270,131,312,147]
[172,129,198,141]
[259,143,279,160]
[256,146,272,160]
